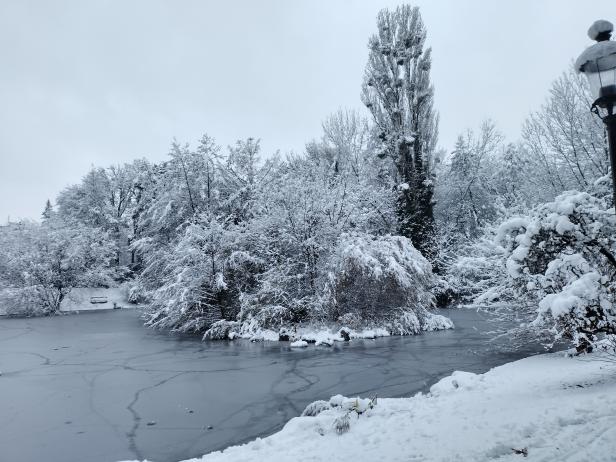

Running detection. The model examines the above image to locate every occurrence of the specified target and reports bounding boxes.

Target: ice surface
[184,352,616,462]
[0,308,538,462]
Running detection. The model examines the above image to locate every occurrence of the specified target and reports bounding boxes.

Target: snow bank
[429,370,484,396]
[175,352,616,462]
[59,287,129,312]
[203,313,453,346]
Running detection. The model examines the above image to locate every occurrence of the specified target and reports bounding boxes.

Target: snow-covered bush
[203,320,240,340]
[0,287,43,317]
[141,217,262,332]
[238,300,311,333]
[491,181,616,352]
[301,400,331,417]
[323,233,438,332]
[126,279,150,304]
[443,229,511,306]
[333,413,351,435]
[301,394,379,435]
[235,264,316,332]
[384,308,422,335]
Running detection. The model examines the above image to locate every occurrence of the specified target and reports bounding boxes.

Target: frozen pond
[0,308,541,462]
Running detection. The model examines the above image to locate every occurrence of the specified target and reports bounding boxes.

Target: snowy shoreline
[204,312,454,346]
[150,351,616,462]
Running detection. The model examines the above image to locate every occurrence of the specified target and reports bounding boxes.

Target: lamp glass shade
[583,53,616,105]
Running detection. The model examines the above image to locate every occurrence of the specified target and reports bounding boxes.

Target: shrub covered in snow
[463,179,616,352]
[444,231,511,306]
[203,320,240,340]
[323,233,439,334]
[0,287,43,317]
[141,217,264,333]
[198,234,454,342]
[301,394,378,436]
[126,279,150,304]
[301,400,331,417]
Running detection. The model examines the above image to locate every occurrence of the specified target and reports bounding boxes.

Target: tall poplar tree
[362,5,438,261]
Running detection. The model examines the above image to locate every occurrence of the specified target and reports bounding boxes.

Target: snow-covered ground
[59,287,130,312]
[166,351,616,462]
[207,312,454,346]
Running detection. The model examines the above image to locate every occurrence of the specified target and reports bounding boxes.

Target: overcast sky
[1,0,614,221]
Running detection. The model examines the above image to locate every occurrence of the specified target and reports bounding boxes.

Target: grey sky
[1,0,613,221]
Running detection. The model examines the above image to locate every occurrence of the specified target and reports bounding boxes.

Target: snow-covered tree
[0,218,117,314]
[41,199,53,221]
[362,4,438,260]
[142,215,257,332]
[57,167,114,229]
[218,138,279,224]
[137,136,221,242]
[307,109,373,179]
[436,122,504,240]
[442,227,510,307]
[497,177,616,352]
[522,68,609,200]
[238,156,361,328]
[452,175,616,353]
[56,163,141,267]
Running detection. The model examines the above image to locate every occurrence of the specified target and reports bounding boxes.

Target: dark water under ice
[0,308,542,462]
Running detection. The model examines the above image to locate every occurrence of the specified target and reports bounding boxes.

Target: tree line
[1,5,613,351]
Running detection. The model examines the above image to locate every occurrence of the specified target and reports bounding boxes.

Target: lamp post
[576,20,616,209]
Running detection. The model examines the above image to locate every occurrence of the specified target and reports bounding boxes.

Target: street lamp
[576,19,616,208]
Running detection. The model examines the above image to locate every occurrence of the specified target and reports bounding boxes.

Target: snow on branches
[0,218,117,315]
[323,233,450,334]
[493,183,616,352]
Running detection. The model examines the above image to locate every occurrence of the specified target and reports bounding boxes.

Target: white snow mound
[429,370,484,396]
